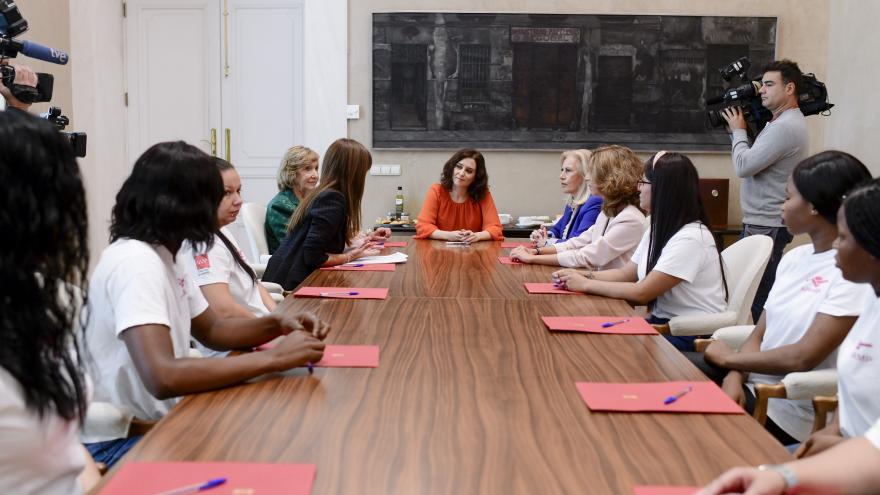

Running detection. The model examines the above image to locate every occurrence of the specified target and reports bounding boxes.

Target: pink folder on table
[498,256,524,265]
[378,241,407,247]
[541,316,657,335]
[316,345,379,367]
[293,287,389,299]
[320,264,396,272]
[633,487,700,495]
[524,282,579,295]
[576,381,744,414]
[99,461,316,495]
[501,241,532,248]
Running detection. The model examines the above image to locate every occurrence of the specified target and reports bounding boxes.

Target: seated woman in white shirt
[510,145,646,270]
[528,149,603,246]
[181,158,277,357]
[699,415,880,495]
[0,110,100,494]
[83,141,330,465]
[694,151,874,446]
[794,177,880,460]
[553,151,728,352]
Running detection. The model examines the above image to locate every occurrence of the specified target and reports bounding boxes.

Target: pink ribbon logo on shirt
[856,341,874,350]
[810,276,828,288]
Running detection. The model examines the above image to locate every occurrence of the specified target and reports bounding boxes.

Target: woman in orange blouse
[415,149,503,243]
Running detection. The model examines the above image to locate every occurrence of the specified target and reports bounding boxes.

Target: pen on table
[155,477,226,495]
[341,264,364,267]
[601,318,631,328]
[319,291,360,296]
[307,362,314,375]
[663,385,694,405]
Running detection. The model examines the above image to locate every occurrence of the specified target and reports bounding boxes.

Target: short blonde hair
[589,145,642,217]
[276,145,318,191]
[560,149,592,206]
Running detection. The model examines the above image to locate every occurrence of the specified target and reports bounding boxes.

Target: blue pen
[663,385,694,405]
[341,264,364,267]
[307,362,314,375]
[601,318,630,328]
[155,477,226,495]
[319,291,360,296]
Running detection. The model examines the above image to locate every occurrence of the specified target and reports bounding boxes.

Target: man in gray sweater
[722,59,809,322]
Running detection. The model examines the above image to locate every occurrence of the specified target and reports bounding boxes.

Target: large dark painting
[372,13,776,150]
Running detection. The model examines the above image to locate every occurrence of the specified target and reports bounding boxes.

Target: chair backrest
[720,234,773,325]
[239,202,269,262]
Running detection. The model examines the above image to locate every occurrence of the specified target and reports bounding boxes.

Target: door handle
[225,128,231,162]
[200,128,217,156]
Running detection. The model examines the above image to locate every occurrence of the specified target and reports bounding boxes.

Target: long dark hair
[843,178,880,260]
[111,141,223,254]
[288,138,371,243]
[213,158,257,283]
[439,148,490,202]
[644,152,728,302]
[0,110,89,421]
[792,150,872,225]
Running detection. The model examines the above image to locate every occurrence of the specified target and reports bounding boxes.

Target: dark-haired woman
[696,151,873,446]
[181,159,277,357]
[0,110,100,493]
[84,141,329,465]
[414,148,503,243]
[553,151,727,352]
[793,177,880,459]
[263,138,385,291]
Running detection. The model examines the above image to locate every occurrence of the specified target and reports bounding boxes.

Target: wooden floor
[99,238,790,494]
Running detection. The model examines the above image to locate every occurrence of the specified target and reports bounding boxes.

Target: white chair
[661,234,773,337]
[696,325,839,432]
[240,202,270,263]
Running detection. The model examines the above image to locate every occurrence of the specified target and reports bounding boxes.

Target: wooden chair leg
[753,383,787,425]
[651,323,670,335]
[128,417,158,438]
[811,395,839,433]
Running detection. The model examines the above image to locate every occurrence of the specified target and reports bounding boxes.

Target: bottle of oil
[394,186,404,220]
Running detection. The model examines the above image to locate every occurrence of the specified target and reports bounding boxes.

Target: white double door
[124,0,309,202]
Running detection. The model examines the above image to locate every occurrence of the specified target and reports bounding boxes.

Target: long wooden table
[99,238,790,493]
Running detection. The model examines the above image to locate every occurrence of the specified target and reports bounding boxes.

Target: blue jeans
[741,224,793,323]
[84,436,141,468]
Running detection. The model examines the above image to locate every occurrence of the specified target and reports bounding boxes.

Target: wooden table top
[99,238,790,494]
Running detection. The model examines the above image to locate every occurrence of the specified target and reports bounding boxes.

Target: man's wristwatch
[758,464,798,491]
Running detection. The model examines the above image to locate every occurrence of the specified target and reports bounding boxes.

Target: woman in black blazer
[263,138,383,290]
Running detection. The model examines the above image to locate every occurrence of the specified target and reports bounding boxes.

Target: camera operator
[0,60,36,111]
[722,59,809,322]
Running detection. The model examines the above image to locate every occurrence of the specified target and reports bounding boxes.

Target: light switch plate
[346,104,360,119]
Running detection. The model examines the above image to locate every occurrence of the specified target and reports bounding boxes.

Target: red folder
[293,287,389,299]
[498,256,524,265]
[576,381,744,414]
[501,241,532,248]
[378,241,407,247]
[320,264,396,272]
[316,345,379,367]
[523,282,579,295]
[541,316,657,335]
[633,487,700,495]
[99,462,316,495]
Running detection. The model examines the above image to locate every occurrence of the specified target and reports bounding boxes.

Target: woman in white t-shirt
[181,159,277,357]
[0,110,100,494]
[795,176,880,459]
[553,151,727,351]
[83,141,331,466]
[697,151,874,446]
[510,145,646,270]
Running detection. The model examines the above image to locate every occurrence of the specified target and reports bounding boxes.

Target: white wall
[825,1,880,175]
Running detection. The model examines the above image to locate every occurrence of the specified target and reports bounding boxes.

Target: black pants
[685,351,799,446]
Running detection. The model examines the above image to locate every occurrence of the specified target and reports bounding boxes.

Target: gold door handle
[201,128,217,156]
[225,128,231,162]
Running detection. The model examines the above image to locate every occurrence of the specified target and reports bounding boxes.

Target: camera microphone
[20,40,69,65]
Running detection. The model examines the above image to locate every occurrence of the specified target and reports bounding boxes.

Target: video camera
[0,0,86,157]
[705,57,833,136]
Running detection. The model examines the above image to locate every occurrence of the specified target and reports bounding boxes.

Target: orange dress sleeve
[414,183,442,239]
[478,190,504,240]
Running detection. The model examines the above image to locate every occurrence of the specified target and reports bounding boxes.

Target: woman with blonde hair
[265,145,319,253]
[530,149,603,246]
[511,145,646,269]
[263,138,383,290]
